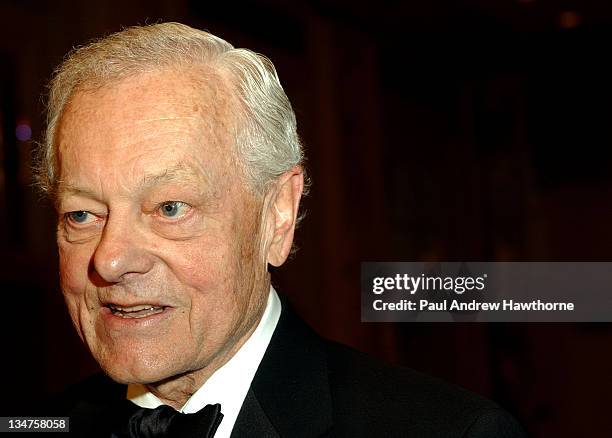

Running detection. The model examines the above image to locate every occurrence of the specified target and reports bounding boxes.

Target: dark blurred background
[2,0,612,436]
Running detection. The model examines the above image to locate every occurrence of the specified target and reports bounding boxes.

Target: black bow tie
[110,402,223,438]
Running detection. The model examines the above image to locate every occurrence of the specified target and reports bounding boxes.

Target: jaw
[92,334,192,384]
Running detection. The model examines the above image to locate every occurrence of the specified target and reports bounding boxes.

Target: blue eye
[159,201,189,218]
[67,211,92,224]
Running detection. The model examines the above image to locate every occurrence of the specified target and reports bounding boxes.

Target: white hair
[37,22,305,196]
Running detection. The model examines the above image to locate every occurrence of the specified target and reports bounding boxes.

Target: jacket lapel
[231,388,279,437]
[243,298,334,437]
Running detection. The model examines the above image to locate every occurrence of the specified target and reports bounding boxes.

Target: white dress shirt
[126,286,281,438]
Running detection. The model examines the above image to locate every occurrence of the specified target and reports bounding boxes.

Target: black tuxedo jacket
[49,301,527,437]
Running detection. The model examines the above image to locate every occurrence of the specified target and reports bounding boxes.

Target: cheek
[162,237,243,335]
[58,244,93,341]
[58,241,93,296]
[165,231,240,284]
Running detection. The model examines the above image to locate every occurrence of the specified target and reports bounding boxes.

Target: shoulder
[322,340,526,437]
[44,372,125,416]
[268,298,526,437]
[40,373,128,437]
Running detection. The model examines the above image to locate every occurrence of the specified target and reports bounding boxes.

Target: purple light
[15,123,32,142]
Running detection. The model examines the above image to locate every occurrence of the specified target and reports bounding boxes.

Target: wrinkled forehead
[55,67,242,191]
[59,66,238,145]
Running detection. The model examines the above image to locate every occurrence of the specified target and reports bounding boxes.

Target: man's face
[55,69,269,384]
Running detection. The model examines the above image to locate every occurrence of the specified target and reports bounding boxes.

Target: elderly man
[39,23,525,437]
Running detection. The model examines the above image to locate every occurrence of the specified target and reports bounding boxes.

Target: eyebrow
[56,162,210,201]
[139,162,208,189]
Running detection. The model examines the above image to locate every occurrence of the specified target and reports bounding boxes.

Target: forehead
[55,67,238,194]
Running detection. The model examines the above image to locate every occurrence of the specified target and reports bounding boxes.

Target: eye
[158,201,190,219]
[66,210,96,225]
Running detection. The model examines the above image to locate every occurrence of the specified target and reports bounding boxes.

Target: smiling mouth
[107,304,167,319]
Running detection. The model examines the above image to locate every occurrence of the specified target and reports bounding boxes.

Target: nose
[91,213,153,284]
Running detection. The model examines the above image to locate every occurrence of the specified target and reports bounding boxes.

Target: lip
[100,304,175,329]
[101,299,169,308]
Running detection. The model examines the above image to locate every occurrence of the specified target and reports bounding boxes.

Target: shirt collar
[126,286,282,438]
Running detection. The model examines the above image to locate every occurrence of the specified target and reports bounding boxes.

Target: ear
[265,165,304,267]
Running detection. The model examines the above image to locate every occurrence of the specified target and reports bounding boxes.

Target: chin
[102,363,173,385]
[96,349,181,385]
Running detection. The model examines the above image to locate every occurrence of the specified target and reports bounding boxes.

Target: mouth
[106,304,168,319]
